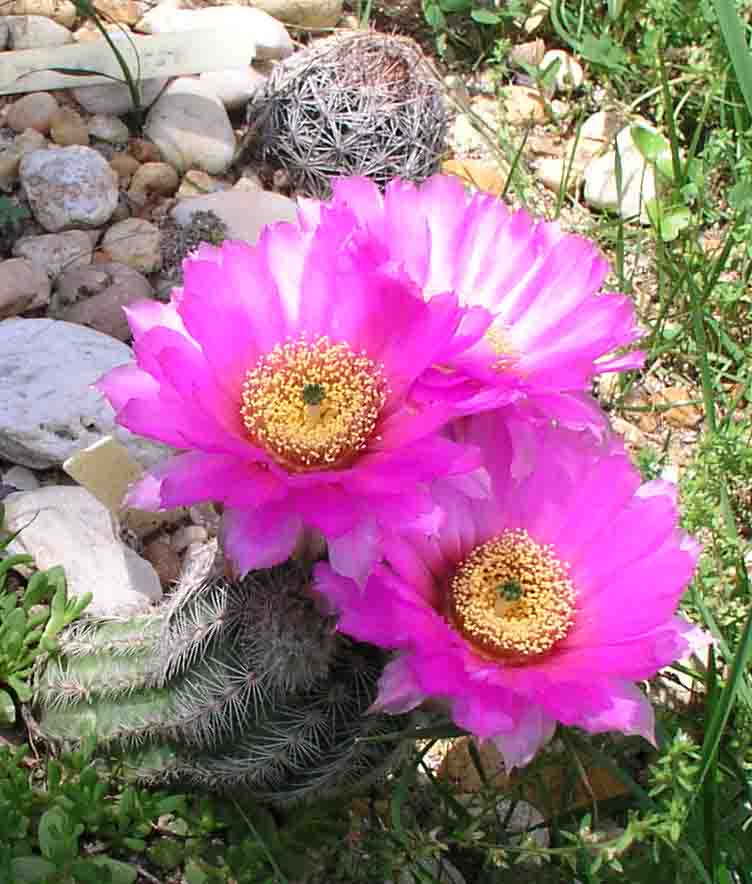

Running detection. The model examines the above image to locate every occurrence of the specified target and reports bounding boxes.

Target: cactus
[30,560,409,805]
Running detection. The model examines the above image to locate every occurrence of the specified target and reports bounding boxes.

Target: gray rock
[3,486,162,615]
[4,14,73,49]
[101,217,161,273]
[0,317,163,468]
[72,78,167,116]
[20,146,119,232]
[171,188,297,244]
[1,465,40,492]
[87,114,131,144]
[13,230,94,279]
[0,258,51,317]
[144,77,237,175]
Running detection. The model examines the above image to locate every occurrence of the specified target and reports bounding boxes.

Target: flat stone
[13,230,94,278]
[20,145,119,232]
[171,188,297,243]
[144,77,236,175]
[0,317,165,468]
[3,486,162,615]
[0,257,50,317]
[135,5,291,60]
[101,217,161,273]
[72,77,167,116]
[4,14,73,49]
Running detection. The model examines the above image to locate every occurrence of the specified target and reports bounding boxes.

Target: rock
[3,486,162,615]
[199,66,268,110]
[442,74,470,105]
[6,0,76,28]
[0,317,160,468]
[244,0,342,28]
[128,162,179,197]
[6,91,59,134]
[577,109,623,161]
[12,230,94,279]
[1,465,39,492]
[535,155,583,194]
[49,108,89,146]
[171,189,297,243]
[508,38,546,68]
[135,5,292,60]
[55,262,153,340]
[176,169,226,198]
[0,18,8,48]
[100,218,161,273]
[143,539,182,587]
[442,157,508,196]
[171,524,208,553]
[88,114,130,144]
[92,0,141,26]
[501,85,546,124]
[109,152,140,182]
[450,97,499,156]
[4,13,73,48]
[72,19,126,42]
[128,139,161,164]
[583,125,656,223]
[73,77,167,116]
[540,49,584,93]
[0,128,46,192]
[20,146,119,233]
[0,258,51,317]
[144,77,236,175]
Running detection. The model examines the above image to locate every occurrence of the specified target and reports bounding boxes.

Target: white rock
[583,125,656,223]
[4,13,73,48]
[0,258,51,317]
[199,65,268,110]
[0,318,163,469]
[135,5,291,60]
[20,146,119,233]
[87,114,131,144]
[1,465,39,491]
[244,0,342,28]
[541,49,584,93]
[101,218,161,273]
[3,486,162,615]
[73,78,167,116]
[144,77,236,175]
[535,155,583,194]
[13,230,94,278]
[171,188,297,243]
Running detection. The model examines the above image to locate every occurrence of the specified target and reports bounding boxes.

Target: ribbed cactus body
[31,563,407,804]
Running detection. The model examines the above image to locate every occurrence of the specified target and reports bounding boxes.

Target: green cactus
[30,561,408,805]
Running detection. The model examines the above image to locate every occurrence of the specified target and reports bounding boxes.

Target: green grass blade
[712,0,752,119]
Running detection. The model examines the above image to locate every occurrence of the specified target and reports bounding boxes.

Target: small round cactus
[31,560,409,805]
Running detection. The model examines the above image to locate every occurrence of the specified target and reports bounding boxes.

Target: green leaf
[630,124,669,162]
[10,856,57,882]
[7,675,32,702]
[712,0,752,119]
[86,857,137,884]
[438,0,471,10]
[0,689,15,725]
[184,859,210,884]
[470,8,501,23]
[423,1,446,30]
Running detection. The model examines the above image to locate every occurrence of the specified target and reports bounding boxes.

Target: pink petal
[221,503,302,574]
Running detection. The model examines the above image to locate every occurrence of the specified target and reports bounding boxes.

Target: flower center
[448,529,575,663]
[484,320,518,371]
[241,335,387,471]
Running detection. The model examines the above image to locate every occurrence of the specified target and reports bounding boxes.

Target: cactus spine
[31,561,407,804]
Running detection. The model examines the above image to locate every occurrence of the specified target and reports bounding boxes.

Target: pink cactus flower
[313,175,645,431]
[97,208,495,584]
[314,412,707,769]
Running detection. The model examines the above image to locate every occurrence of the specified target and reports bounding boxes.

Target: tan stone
[6,91,59,134]
[129,161,180,197]
[442,158,509,196]
[92,0,141,25]
[501,85,546,125]
[101,218,161,273]
[49,108,89,146]
[0,257,51,317]
[110,152,140,181]
[7,0,76,28]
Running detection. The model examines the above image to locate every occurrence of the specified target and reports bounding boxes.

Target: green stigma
[302,382,326,406]
[496,580,522,602]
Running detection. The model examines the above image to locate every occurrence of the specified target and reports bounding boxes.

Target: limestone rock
[0,317,161,468]
[12,230,94,278]
[20,146,119,232]
[73,78,167,116]
[243,0,342,29]
[3,486,162,615]
[144,77,236,175]
[0,258,51,318]
[4,13,73,49]
[171,188,297,243]
[100,218,161,273]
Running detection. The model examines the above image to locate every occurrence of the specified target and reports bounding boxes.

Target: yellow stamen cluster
[241,335,387,471]
[448,529,575,663]
[484,320,519,372]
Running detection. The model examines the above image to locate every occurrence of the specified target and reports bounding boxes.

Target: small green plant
[0,505,91,726]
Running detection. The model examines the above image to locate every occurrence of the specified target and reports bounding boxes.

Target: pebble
[49,107,89,146]
[12,229,94,278]
[176,169,226,198]
[135,5,293,60]
[199,66,269,110]
[54,262,154,340]
[0,317,162,468]
[72,78,168,116]
[20,145,119,232]
[3,486,163,615]
[508,38,546,68]
[501,85,547,124]
[90,0,141,26]
[144,77,237,175]
[142,539,182,588]
[0,258,51,318]
[100,218,161,273]
[6,91,59,134]
[128,162,179,197]
[5,13,73,48]
[0,128,47,192]
[535,155,584,194]
[6,0,76,28]
[171,189,297,244]
[88,114,130,145]
[109,152,140,182]
[541,49,584,93]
